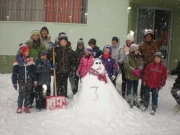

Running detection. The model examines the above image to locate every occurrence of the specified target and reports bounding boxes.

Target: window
[0,0,88,24]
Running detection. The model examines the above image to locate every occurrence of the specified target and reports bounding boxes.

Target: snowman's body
[72,59,129,118]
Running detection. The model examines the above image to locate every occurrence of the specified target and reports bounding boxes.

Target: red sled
[46,96,66,110]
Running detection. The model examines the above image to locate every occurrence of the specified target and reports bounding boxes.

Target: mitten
[133,69,139,77]
[161,22,167,31]
[53,64,57,70]
[113,62,120,69]
[13,84,17,90]
[76,71,80,77]
[111,75,116,81]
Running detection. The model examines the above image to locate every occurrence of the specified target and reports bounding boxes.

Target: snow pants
[18,82,32,107]
[56,73,69,97]
[35,84,50,109]
[171,87,180,105]
[69,71,79,95]
[144,86,159,109]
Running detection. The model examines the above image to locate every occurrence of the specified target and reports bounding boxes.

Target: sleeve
[77,57,84,72]
[35,59,42,73]
[138,57,144,71]
[160,67,167,87]
[118,47,125,64]
[124,55,134,73]
[155,30,168,48]
[170,61,180,75]
[32,61,37,82]
[69,49,76,71]
[42,43,47,50]
[96,49,102,58]
[112,59,118,76]
[11,60,19,84]
[142,64,151,83]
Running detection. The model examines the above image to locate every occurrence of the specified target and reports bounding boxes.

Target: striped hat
[31,30,40,37]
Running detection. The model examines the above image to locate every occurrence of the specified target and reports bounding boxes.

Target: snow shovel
[46,46,66,110]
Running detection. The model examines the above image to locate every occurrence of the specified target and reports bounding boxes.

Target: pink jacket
[77,55,94,77]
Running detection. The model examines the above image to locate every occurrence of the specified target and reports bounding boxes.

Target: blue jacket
[100,56,117,79]
[12,54,37,84]
[35,58,52,85]
[92,46,102,58]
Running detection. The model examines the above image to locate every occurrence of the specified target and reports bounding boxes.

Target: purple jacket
[77,55,94,77]
[100,56,117,79]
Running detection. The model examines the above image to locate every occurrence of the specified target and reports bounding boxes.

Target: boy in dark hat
[88,38,102,58]
[142,52,167,115]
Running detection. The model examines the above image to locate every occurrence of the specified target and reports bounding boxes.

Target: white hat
[144,29,154,36]
[126,33,134,42]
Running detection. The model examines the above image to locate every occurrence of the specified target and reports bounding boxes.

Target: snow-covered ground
[0,73,179,135]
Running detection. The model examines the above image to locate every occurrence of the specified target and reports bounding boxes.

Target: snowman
[72,58,129,118]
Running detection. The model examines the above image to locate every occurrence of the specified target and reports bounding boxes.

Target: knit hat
[85,46,93,54]
[103,45,111,53]
[129,44,139,53]
[31,30,40,37]
[154,52,163,58]
[112,36,118,43]
[58,32,68,41]
[144,29,154,37]
[126,33,134,42]
[19,44,29,56]
[40,50,47,56]
[40,26,49,34]
[77,38,84,46]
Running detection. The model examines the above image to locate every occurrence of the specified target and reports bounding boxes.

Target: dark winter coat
[48,43,75,74]
[74,48,84,70]
[92,46,102,58]
[139,30,168,68]
[100,56,117,79]
[142,62,167,89]
[12,54,37,84]
[170,61,180,89]
[35,58,52,85]
[124,53,144,80]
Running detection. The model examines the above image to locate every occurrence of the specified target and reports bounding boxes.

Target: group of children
[11,27,180,115]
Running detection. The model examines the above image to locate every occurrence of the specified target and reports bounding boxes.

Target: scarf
[33,40,40,48]
[89,67,107,84]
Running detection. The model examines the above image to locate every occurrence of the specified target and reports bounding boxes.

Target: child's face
[78,45,84,50]
[126,40,133,45]
[155,56,161,63]
[112,40,117,46]
[41,30,48,38]
[60,39,67,46]
[24,49,29,57]
[103,49,110,54]
[32,34,40,41]
[85,51,90,56]
[145,34,152,41]
[40,55,47,60]
[134,50,139,55]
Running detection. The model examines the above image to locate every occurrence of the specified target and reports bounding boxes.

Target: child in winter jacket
[69,38,84,95]
[35,50,55,111]
[88,38,102,58]
[48,33,75,97]
[77,46,94,78]
[124,44,143,108]
[12,44,37,113]
[168,61,180,110]
[142,52,167,114]
[99,45,117,86]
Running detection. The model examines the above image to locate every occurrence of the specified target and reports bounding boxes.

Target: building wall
[0,0,129,73]
[128,1,180,70]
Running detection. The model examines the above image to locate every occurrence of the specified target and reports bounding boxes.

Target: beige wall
[0,0,129,55]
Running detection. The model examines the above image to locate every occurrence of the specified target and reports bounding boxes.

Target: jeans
[126,79,138,97]
[120,63,127,97]
[144,86,159,108]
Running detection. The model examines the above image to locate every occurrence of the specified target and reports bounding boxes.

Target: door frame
[136,6,173,69]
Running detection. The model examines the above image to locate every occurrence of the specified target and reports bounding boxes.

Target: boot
[24,107,30,113]
[16,107,22,113]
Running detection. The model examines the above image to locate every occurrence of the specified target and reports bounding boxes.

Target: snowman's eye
[95,62,102,64]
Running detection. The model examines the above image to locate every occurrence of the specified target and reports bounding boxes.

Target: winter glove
[113,62,120,69]
[161,22,167,31]
[16,54,24,67]
[111,75,116,81]
[76,71,80,77]
[13,84,17,90]
[133,69,141,77]
[167,70,171,75]
[48,42,56,50]
[53,64,57,70]
[33,81,37,88]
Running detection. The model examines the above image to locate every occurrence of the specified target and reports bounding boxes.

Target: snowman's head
[91,58,105,73]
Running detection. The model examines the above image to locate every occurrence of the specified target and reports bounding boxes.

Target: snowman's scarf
[89,67,107,84]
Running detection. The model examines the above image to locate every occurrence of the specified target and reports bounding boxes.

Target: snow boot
[141,106,147,112]
[28,104,32,108]
[16,107,22,113]
[150,109,156,115]
[24,107,30,113]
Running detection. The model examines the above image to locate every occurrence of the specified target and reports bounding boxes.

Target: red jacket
[142,62,167,89]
